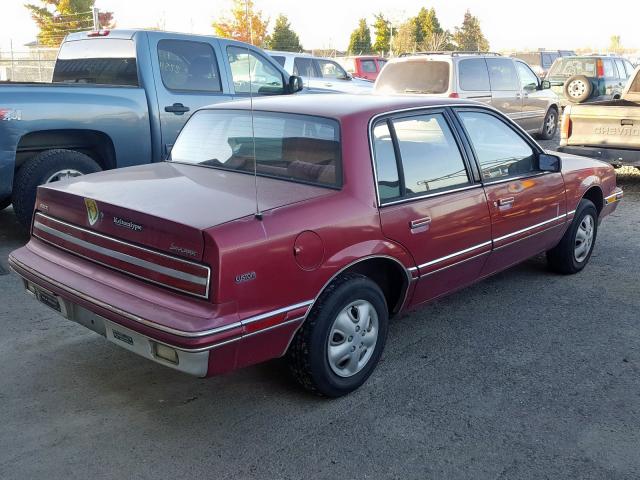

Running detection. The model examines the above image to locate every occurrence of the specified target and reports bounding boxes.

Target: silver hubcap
[568,80,586,98]
[574,214,595,262]
[45,169,83,183]
[327,300,378,378]
[546,112,556,135]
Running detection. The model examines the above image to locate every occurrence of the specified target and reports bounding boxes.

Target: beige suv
[374,52,561,139]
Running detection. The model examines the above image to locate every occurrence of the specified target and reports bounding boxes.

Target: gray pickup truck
[0,29,303,227]
[559,66,640,169]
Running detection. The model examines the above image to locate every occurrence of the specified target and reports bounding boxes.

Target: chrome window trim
[9,254,313,340]
[379,184,482,207]
[416,241,492,270]
[493,213,567,243]
[481,171,549,187]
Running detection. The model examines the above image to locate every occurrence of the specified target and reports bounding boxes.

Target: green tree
[372,13,390,54]
[390,19,417,55]
[25,0,114,47]
[213,0,269,46]
[348,18,372,55]
[413,7,442,47]
[609,35,622,53]
[266,14,302,51]
[452,9,489,52]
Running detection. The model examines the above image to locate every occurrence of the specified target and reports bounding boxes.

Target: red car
[9,95,623,397]
[339,56,387,81]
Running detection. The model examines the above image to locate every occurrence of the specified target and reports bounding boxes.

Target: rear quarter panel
[0,85,152,198]
[558,153,617,212]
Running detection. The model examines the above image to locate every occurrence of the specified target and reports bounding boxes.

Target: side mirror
[541,80,551,90]
[538,153,561,172]
[288,75,304,93]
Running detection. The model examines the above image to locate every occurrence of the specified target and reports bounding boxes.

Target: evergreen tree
[348,18,372,55]
[413,7,442,47]
[452,10,489,52]
[266,14,302,51]
[25,0,114,47]
[372,13,390,54]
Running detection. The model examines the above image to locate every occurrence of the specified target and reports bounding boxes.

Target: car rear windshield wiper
[404,88,436,94]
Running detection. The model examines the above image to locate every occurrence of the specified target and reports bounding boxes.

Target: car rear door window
[459,58,490,91]
[486,58,519,91]
[458,110,536,181]
[157,40,221,92]
[372,122,401,201]
[392,113,470,196]
[293,57,316,77]
[227,46,285,94]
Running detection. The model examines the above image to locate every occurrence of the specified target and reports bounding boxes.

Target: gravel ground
[0,140,639,479]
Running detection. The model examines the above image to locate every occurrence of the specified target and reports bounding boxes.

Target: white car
[267,51,373,94]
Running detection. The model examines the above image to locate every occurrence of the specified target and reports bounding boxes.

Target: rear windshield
[170,110,341,188]
[548,58,596,78]
[53,38,138,86]
[374,60,449,94]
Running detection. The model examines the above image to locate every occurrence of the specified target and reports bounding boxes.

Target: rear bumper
[557,145,640,167]
[8,239,309,377]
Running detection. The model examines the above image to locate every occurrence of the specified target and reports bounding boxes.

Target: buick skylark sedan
[9,95,623,397]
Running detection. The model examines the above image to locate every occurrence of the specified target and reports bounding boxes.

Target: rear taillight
[448,92,459,98]
[596,58,604,78]
[561,115,572,139]
[88,30,110,37]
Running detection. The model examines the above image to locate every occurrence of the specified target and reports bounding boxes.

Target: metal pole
[10,39,14,81]
[92,7,100,30]
[37,39,43,81]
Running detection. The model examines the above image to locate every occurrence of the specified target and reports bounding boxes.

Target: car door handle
[497,197,515,206]
[164,103,190,115]
[410,217,432,229]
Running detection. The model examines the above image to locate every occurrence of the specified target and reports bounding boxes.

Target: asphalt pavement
[1,138,639,479]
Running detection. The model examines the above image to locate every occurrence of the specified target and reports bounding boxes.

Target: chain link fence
[0,43,58,82]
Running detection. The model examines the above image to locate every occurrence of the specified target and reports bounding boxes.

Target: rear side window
[361,60,377,73]
[53,39,138,86]
[158,40,221,92]
[375,60,449,94]
[392,113,469,196]
[486,58,519,91]
[293,57,316,77]
[458,110,535,181]
[549,58,596,77]
[372,122,401,201]
[603,59,616,78]
[459,58,490,91]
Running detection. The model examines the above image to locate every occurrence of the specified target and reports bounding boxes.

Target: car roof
[202,94,479,120]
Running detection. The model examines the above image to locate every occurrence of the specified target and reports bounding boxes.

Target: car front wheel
[538,107,558,140]
[286,273,388,397]
[547,199,598,274]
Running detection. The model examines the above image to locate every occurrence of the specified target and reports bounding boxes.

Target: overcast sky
[1,0,638,52]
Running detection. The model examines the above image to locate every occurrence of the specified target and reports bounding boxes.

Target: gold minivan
[374,52,561,140]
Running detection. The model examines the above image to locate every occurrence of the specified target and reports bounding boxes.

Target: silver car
[267,51,373,94]
[374,52,560,139]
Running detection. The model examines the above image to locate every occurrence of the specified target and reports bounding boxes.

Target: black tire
[0,197,10,211]
[286,273,389,397]
[564,75,592,103]
[537,107,558,140]
[547,199,598,274]
[12,149,101,229]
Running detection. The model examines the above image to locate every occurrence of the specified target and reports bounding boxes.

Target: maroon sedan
[9,95,623,397]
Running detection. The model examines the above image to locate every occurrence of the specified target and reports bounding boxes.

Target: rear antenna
[246,0,262,220]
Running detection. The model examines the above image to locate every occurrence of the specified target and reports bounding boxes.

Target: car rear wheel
[286,273,388,397]
[564,75,592,103]
[12,149,101,229]
[547,199,598,274]
[538,107,558,140]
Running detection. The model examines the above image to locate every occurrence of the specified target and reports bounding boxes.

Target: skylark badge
[84,198,100,226]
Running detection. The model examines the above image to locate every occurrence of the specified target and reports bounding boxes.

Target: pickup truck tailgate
[564,101,640,149]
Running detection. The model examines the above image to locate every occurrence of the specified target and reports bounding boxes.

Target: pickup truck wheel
[286,273,388,397]
[12,149,101,229]
[564,75,592,103]
[538,108,558,140]
[547,199,598,274]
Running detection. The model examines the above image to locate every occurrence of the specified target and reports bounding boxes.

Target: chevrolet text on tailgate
[9,95,623,397]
